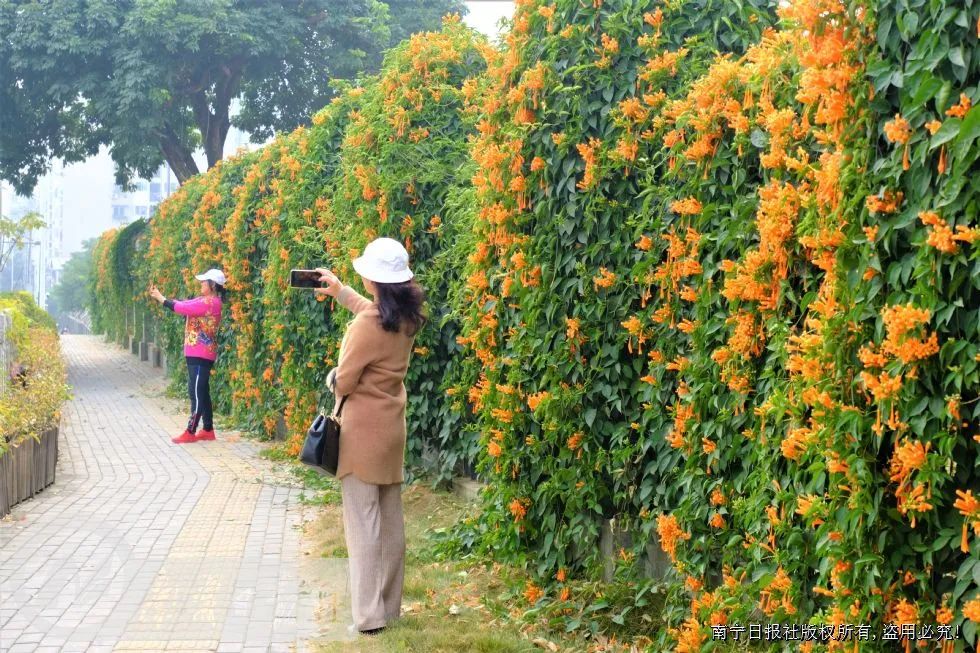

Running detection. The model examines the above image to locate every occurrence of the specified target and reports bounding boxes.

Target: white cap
[195,268,227,285]
[352,238,414,284]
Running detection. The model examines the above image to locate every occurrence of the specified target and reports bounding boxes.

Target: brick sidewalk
[0,336,351,653]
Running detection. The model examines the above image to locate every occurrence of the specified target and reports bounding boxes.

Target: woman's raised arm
[171,297,213,317]
[315,268,372,314]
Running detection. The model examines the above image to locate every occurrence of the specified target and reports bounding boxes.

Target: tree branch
[202,56,246,168]
[158,124,200,184]
[190,90,212,151]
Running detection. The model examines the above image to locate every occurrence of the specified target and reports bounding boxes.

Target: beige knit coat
[333,285,415,485]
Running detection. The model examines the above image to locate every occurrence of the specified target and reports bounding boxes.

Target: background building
[111,165,180,227]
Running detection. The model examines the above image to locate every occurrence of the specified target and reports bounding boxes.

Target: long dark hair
[207,280,228,301]
[374,279,426,335]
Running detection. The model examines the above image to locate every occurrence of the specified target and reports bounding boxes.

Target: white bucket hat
[195,268,227,285]
[352,238,414,284]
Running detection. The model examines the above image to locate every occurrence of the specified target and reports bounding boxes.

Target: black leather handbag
[299,395,346,476]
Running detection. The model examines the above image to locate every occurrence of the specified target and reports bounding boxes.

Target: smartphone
[290,269,324,288]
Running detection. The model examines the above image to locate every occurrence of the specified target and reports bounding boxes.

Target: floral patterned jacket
[170,296,223,361]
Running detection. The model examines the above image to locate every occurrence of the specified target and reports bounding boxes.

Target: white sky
[464,1,514,40]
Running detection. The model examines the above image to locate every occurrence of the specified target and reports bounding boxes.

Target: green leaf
[902,12,919,35]
[948,46,966,69]
[953,570,973,603]
[931,120,961,148]
[952,105,980,162]
[935,81,952,115]
[584,407,597,427]
[907,74,944,109]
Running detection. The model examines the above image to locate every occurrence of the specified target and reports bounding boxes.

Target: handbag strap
[320,368,347,417]
[315,391,330,413]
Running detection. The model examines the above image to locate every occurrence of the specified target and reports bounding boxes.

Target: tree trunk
[192,60,244,171]
[192,92,227,170]
[159,126,200,184]
[203,116,227,169]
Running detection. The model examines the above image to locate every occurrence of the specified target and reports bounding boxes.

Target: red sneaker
[196,429,216,441]
[172,430,198,444]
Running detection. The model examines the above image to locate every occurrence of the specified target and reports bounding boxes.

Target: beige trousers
[341,474,405,631]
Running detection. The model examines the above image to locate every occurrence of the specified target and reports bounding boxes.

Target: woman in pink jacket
[149,269,225,444]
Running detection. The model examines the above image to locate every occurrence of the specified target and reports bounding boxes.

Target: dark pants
[186,357,214,433]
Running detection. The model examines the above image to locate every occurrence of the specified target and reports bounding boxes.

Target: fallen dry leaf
[532,638,559,651]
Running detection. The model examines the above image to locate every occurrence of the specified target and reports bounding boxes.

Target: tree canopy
[0,0,464,194]
[0,211,45,274]
[46,237,95,324]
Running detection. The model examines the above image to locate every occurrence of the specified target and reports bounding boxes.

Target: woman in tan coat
[314,237,424,635]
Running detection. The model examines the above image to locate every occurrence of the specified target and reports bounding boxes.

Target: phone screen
[290,269,323,288]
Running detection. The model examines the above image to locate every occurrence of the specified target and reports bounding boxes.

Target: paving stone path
[0,336,352,652]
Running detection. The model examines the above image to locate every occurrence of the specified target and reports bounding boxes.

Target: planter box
[599,519,672,583]
[151,345,163,368]
[0,427,59,519]
[452,477,485,502]
[139,341,149,362]
[600,519,633,582]
[643,536,672,581]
